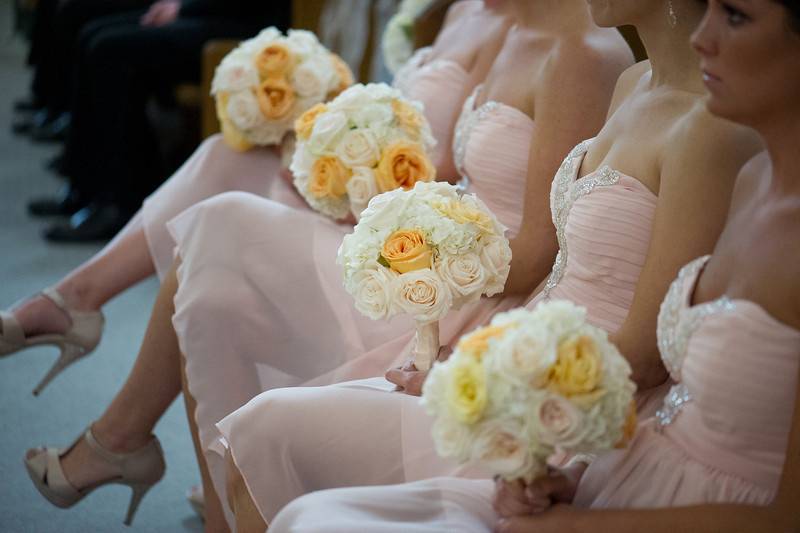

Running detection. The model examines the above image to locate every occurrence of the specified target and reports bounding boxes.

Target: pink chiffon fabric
[170,61,531,520]
[221,139,662,523]
[271,255,800,532]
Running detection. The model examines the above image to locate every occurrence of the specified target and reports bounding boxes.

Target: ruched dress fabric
[271,255,800,532]
[222,139,661,524]
[140,46,467,281]
[169,60,534,522]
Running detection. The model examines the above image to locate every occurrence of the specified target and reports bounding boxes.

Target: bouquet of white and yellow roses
[211,27,354,151]
[338,181,511,370]
[382,0,437,74]
[422,301,637,482]
[291,83,437,221]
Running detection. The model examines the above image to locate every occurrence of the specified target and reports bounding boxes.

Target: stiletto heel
[124,483,153,526]
[25,426,165,525]
[0,287,104,394]
[32,342,87,396]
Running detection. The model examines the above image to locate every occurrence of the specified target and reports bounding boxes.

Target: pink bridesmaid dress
[270,254,800,532]
[219,139,662,524]
[171,57,526,520]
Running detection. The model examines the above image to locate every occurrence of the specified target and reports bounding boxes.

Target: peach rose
[391,99,423,137]
[375,141,436,193]
[294,103,328,140]
[547,335,604,399]
[308,155,351,199]
[457,324,509,360]
[329,53,355,97]
[255,43,294,78]
[256,77,296,121]
[381,230,433,274]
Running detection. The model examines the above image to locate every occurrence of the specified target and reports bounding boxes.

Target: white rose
[308,110,348,155]
[395,269,452,322]
[435,253,487,299]
[351,103,394,129]
[286,29,320,57]
[226,90,262,131]
[350,267,397,320]
[346,167,379,209]
[489,324,557,389]
[533,395,589,450]
[431,416,473,464]
[331,84,370,111]
[290,142,315,177]
[471,418,540,481]
[335,129,381,168]
[292,55,335,100]
[212,56,258,94]
[480,236,512,296]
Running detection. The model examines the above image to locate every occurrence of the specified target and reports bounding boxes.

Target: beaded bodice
[452,85,502,180]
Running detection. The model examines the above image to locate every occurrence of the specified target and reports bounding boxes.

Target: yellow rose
[457,325,509,359]
[547,335,604,397]
[391,99,424,137]
[256,77,296,121]
[329,53,355,97]
[255,43,294,78]
[215,92,254,152]
[434,199,494,235]
[616,401,638,448]
[376,141,436,193]
[294,103,328,141]
[445,357,487,424]
[308,156,351,199]
[381,230,432,274]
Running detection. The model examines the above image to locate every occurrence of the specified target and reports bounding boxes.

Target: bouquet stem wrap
[413,320,440,371]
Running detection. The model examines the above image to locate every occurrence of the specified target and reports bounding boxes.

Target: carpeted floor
[0,5,204,532]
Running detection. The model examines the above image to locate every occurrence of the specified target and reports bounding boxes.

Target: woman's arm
[498,359,800,533]
[610,110,762,389]
[504,43,628,296]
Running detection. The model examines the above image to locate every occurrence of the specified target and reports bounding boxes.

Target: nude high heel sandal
[25,427,166,526]
[0,287,104,395]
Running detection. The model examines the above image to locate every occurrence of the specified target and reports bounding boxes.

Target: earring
[667,0,678,27]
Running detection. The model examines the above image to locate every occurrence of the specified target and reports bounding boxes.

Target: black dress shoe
[44,203,130,243]
[30,112,71,143]
[13,97,43,113]
[28,186,87,217]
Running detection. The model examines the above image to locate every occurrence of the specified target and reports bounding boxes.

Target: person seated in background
[29,0,292,243]
[11,0,156,143]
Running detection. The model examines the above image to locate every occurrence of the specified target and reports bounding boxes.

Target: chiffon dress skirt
[168,50,488,519]
[271,255,800,532]
[221,139,664,524]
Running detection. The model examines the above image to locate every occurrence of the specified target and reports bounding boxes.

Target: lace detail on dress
[452,85,500,187]
[542,140,620,297]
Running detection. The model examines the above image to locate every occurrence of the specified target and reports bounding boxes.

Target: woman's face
[692,0,800,125]
[585,0,653,27]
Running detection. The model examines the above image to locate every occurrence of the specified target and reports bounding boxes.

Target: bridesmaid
[220,0,765,530]
[0,1,510,394]
[271,2,800,531]
[22,1,634,531]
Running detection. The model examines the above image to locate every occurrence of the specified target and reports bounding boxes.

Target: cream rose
[471,419,538,481]
[350,267,397,320]
[547,335,604,399]
[430,416,473,463]
[213,56,258,94]
[480,235,512,296]
[292,55,334,100]
[534,395,588,449]
[435,252,487,298]
[226,90,262,131]
[308,110,348,155]
[346,167,379,210]
[286,29,319,57]
[491,326,557,389]
[335,129,381,168]
[395,268,452,322]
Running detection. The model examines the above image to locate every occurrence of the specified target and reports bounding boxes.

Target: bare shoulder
[537,34,633,93]
[665,100,762,173]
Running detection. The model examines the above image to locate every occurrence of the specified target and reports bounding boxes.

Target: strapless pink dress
[169,62,514,521]
[272,255,800,532]
[138,46,467,280]
[220,139,660,523]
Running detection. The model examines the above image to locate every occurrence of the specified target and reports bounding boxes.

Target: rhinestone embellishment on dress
[453,85,500,182]
[656,383,692,429]
[542,140,620,297]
